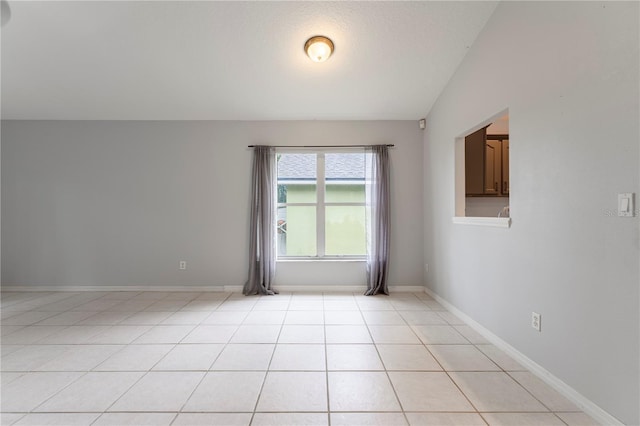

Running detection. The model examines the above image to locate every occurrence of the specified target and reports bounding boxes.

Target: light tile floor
[0,291,600,425]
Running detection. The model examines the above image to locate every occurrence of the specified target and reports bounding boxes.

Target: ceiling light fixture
[305,36,334,63]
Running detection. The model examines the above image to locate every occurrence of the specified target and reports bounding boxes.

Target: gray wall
[2,120,424,288]
[423,2,639,424]
[465,197,508,218]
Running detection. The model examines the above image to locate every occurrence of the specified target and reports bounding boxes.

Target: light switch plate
[618,193,635,217]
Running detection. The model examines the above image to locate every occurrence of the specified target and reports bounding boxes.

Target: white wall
[423,2,639,424]
[1,120,424,290]
[465,197,508,218]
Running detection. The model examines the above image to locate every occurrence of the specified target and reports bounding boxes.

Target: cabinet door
[484,140,502,194]
[465,127,486,195]
[501,139,509,195]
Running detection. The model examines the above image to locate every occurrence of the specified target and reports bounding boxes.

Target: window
[277,151,366,258]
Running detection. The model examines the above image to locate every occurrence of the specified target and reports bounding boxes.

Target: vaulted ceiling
[1,1,498,120]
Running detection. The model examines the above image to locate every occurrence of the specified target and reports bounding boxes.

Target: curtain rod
[247,144,394,148]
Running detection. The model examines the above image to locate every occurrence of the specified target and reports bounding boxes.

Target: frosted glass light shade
[305,36,334,63]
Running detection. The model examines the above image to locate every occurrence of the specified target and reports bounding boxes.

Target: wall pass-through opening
[455,111,510,222]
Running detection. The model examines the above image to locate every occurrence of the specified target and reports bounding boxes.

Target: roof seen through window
[277,153,365,181]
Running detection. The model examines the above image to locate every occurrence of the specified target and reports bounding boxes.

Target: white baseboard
[389,285,426,293]
[1,284,425,294]
[275,285,425,293]
[424,286,623,426]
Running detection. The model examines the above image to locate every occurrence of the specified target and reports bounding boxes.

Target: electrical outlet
[531,312,541,332]
[425,263,429,273]
[179,261,187,270]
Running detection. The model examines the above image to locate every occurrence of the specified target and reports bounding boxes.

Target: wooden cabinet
[484,139,501,194]
[501,139,509,195]
[465,127,509,197]
[464,126,486,195]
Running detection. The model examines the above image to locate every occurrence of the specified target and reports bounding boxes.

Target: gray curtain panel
[364,145,391,296]
[243,146,279,296]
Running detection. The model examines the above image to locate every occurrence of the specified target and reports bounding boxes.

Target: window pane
[277,153,317,203]
[278,183,317,203]
[325,153,365,203]
[325,206,366,256]
[277,205,317,257]
[326,183,365,203]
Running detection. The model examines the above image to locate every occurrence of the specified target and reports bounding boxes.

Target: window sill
[277,258,366,263]
[452,216,511,228]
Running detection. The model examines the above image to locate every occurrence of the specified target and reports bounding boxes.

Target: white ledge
[452,216,511,228]
[277,258,366,263]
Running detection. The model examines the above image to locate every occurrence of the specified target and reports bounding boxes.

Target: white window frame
[276,148,366,260]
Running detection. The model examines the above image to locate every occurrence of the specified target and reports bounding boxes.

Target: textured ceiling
[1,1,498,120]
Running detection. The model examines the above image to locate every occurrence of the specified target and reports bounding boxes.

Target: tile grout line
[504,370,577,416]
[174,291,254,420]
[246,292,291,425]
[323,292,331,426]
[404,296,488,426]
[359,294,409,424]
